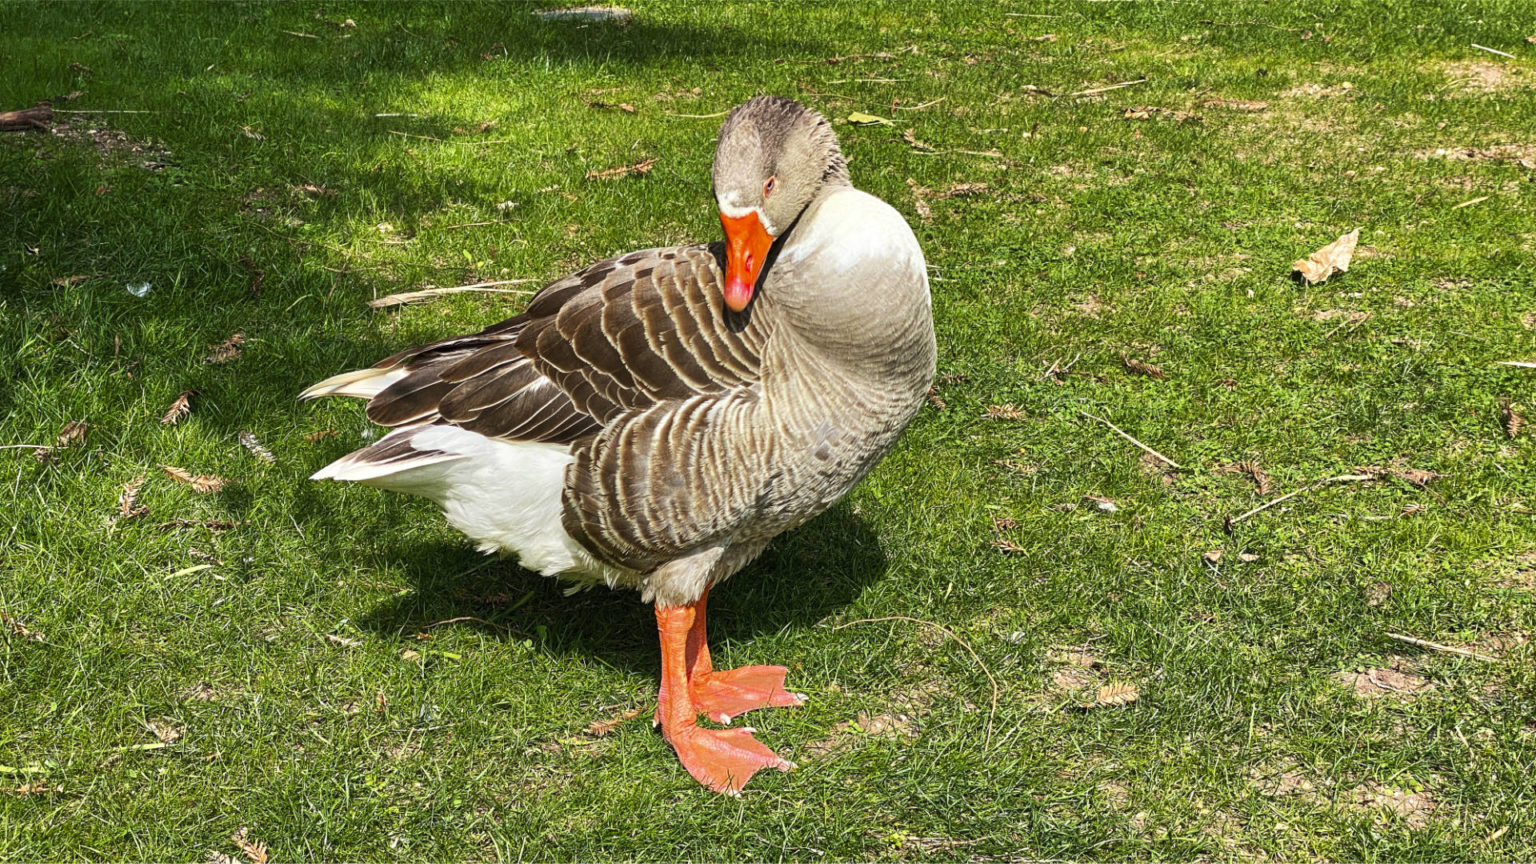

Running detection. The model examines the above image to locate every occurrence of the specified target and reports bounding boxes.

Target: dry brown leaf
[1366,581,1393,606]
[187,547,221,564]
[1292,228,1361,285]
[232,828,269,864]
[991,515,1019,532]
[239,431,276,463]
[118,474,148,519]
[1121,354,1166,379]
[902,128,938,153]
[906,178,933,222]
[160,465,227,493]
[984,404,1025,420]
[1503,400,1525,438]
[1237,459,1271,494]
[146,717,183,744]
[7,781,62,796]
[161,390,196,425]
[304,428,338,443]
[237,254,266,296]
[1203,549,1224,563]
[1079,681,1138,709]
[585,706,643,737]
[993,537,1026,554]
[206,332,245,364]
[1,610,44,643]
[51,273,103,286]
[57,419,89,448]
[585,157,656,180]
[1395,467,1440,488]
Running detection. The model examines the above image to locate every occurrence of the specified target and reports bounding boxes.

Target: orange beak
[720,211,774,312]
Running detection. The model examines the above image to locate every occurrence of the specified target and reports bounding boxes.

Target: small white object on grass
[127,282,152,297]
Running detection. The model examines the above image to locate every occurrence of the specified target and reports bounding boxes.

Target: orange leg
[654,595,798,795]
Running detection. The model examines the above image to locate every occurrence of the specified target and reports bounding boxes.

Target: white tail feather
[299,368,408,401]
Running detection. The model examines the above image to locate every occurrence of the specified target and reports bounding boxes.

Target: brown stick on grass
[0,102,53,132]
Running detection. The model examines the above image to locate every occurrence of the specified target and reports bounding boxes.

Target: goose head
[712,96,849,312]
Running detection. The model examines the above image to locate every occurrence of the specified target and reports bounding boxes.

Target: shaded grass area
[2,1,1536,860]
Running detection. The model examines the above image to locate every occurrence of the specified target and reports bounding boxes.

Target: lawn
[3,1,1536,860]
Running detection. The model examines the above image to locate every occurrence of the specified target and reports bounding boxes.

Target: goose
[301,96,936,794]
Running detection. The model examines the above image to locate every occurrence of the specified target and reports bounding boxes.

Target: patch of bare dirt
[1334,658,1434,700]
[1282,81,1356,99]
[1415,144,1536,168]
[49,119,171,168]
[1442,61,1531,95]
[1350,781,1438,829]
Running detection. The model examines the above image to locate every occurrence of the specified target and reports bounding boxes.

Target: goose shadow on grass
[353,501,887,675]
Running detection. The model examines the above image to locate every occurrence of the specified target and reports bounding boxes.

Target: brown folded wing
[363,244,766,446]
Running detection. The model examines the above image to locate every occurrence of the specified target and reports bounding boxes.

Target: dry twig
[1384,632,1499,663]
[1077,410,1182,469]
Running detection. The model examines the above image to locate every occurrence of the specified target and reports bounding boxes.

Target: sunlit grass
[2,1,1535,860]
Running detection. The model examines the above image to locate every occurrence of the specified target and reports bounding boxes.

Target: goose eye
[763,176,777,197]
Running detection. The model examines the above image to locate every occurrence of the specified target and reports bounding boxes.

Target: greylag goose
[302,96,936,794]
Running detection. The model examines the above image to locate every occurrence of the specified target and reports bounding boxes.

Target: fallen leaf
[57,419,89,448]
[1121,354,1166,379]
[304,429,338,443]
[1292,228,1361,285]
[7,781,62,796]
[902,129,938,152]
[118,474,148,519]
[905,178,933,222]
[400,649,422,662]
[325,633,361,649]
[584,157,656,180]
[1078,681,1138,709]
[983,404,1025,420]
[1,610,44,643]
[1203,550,1224,563]
[160,465,227,493]
[238,431,275,463]
[847,111,893,127]
[161,390,196,425]
[991,515,1019,532]
[1366,581,1393,606]
[146,717,183,744]
[586,706,643,736]
[1395,467,1440,488]
[187,547,221,564]
[231,828,269,864]
[993,538,1026,554]
[1503,400,1525,438]
[1237,459,1271,494]
[205,332,245,364]
[237,254,265,296]
[51,273,102,286]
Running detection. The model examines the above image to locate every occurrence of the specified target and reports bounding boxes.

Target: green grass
[3,1,1536,859]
